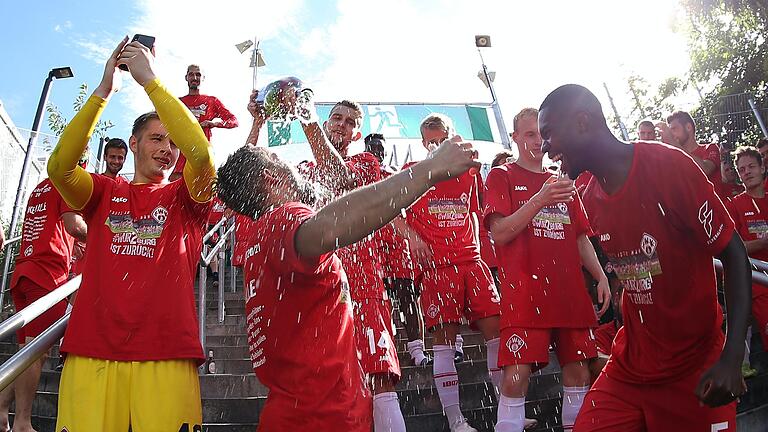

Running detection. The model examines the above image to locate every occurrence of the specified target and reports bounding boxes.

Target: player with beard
[539,84,750,432]
[216,132,481,431]
[667,111,724,195]
[101,138,128,181]
[171,64,238,181]
[484,107,609,432]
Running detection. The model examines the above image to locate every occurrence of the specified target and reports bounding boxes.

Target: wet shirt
[208,197,226,225]
[61,175,210,362]
[11,179,75,290]
[691,143,723,197]
[241,203,371,430]
[582,142,734,384]
[484,163,596,328]
[403,163,481,268]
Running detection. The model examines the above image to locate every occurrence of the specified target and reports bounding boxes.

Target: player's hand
[407,235,433,267]
[532,176,576,208]
[427,136,481,182]
[200,120,217,128]
[595,275,611,317]
[248,89,267,125]
[655,122,678,147]
[696,358,746,407]
[72,241,86,260]
[119,41,157,86]
[94,36,130,99]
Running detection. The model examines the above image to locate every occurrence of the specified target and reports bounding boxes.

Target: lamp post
[1,67,74,303]
[475,35,512,149]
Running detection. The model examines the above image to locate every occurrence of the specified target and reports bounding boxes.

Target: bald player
[538,84,750,432]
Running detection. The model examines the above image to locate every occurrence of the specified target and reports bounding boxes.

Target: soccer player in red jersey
[538,84,750,432]
[171,64,238,180]
[47,38,216,431]
[668,110,724,194]
[0,178,86,432]
[101,137,128,181]
[485,107,610,432]
[729,146,768,353]
[720,151,744,202]
[216,131,481,431]
[364,133,431,367]
[396,114,501,432]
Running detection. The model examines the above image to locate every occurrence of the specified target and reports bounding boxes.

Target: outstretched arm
[48,38,130,210]
[119,42,215,202]
[296,137,479,258]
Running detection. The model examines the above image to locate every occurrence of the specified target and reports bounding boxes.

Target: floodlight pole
[603,82,630,141]
[748,98,768,138]
[477,48,511,149]
[2,68,73,301]
[252,38,259,91]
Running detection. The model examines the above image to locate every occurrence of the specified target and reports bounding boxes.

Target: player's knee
[562,361,592,387]
[501,365,530,397]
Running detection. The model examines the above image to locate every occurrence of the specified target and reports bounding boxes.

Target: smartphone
[119,34,156,71]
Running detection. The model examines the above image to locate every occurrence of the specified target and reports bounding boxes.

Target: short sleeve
[482,166,513,231]
[666,150,735,255]
[80,173,110,219]
[270,202,334,274]
[703,144,720,166]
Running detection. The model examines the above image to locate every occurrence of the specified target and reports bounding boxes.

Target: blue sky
[0,0,696,171]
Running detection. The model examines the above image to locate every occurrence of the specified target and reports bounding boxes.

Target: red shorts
[418,259,500,330]
[752,284,768,347]
[574,367,736,431]
[353,298,400,381]
[11,277,68,341]
[499,326,597,371]
[593,322,619,358]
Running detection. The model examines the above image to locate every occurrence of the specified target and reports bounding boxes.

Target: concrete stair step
[205,324,248,337]
[205,314,246,326]
[199,374,267,398]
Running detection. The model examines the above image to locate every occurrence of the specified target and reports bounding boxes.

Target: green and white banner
[268,103,495,147]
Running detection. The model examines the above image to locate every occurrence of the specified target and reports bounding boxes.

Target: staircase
[1,265,768,431]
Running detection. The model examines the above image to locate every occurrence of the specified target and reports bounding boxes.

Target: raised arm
[119,42,215,202]
[301,120,353,193]
[48,38,129,210]
[296,137,479,258]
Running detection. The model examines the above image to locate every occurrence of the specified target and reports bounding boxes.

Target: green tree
[682,0,768,147]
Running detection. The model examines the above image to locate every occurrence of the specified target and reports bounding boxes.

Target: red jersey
[61,175,211,362]
[301,153,385,299]
[176,94,238,172]
[10,179,75,291]
[208,197,226,225]
[241,203,370,430]
[233,214,258,267]
[719,182,744,203]
[730,192,768,262]
[484,163,596,328]
[691,143,723,197]
[377,169,413,279]
[582,142,734,384]
[403,163,481,268]
[594,322,619,355]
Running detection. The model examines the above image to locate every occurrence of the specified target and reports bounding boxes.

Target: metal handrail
[0,313,69,392]
[202,217,228,244]
[750,258,768,275]
[2,237,21,249]
[713,258,768,286]
[0,276,80,342]
[201,224,235,266]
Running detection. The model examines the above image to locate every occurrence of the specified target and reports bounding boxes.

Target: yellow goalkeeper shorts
[55,355,202,432]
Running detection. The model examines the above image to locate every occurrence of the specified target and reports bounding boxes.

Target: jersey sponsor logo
[600,233,610,242]
[514,185,528,191]
[699,201,714,237]
[426,303,439,319]
[111,196,128,203]
[24,245,33,257]
[151,206,168,224]
[640,233,657,258]
[745,211,755,216]
[710,422,728,431]
[505,334,525,353]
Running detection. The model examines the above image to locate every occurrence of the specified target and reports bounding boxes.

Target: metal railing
[0,235,24,310]
[197,216,237,369]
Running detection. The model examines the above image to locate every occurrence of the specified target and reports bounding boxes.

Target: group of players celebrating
[6,36,756,432]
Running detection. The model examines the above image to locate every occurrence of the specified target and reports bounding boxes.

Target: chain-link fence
[702,91,768,150]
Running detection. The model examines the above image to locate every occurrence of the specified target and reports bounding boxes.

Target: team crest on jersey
[640,233,657,258]
[505,334,525,354]
[604,262,614,274]
[557,202,568,214]
[151,206,168,224]
[460,192,468,204]
[426,303,439,319]
[24,245,33,257]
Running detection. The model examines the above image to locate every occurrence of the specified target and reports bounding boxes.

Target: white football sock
[407,339,427,365]
[434,344,463,426]
[486,337,502,394]
[562,385,589,431]
[495,393,526,432]
[373,391,407,432]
